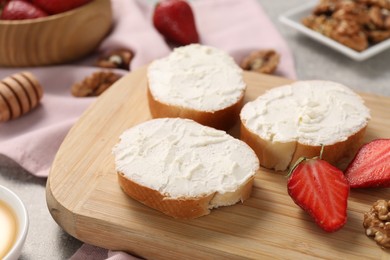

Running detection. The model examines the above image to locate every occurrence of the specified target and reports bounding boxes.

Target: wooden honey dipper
[0,72,43,122]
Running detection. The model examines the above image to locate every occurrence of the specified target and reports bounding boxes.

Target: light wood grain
[0,72,43,122]
[0,0,112,67]
[46,67,390,259]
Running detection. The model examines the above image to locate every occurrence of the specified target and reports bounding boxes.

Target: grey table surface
[1,1,389,259]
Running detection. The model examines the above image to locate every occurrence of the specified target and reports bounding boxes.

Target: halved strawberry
[345,139,390,188]
[287,151,350,232]
[153,0,199,46]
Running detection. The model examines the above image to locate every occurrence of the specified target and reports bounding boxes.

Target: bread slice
[147,44,246,131]
[240,80,370,171]
[113,118,259,219]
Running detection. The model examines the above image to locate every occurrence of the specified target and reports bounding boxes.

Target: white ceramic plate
[279,0,390,61]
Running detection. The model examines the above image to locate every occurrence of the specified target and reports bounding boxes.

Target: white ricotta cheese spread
[240,80,370,145]
[147,44,246,112]
[113,118,259,198]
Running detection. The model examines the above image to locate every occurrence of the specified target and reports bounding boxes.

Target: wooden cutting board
[46,67,390,259]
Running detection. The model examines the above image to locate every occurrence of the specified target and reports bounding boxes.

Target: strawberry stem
[319,144,324,160]
[286,144,325,178]
[286,156,306,178]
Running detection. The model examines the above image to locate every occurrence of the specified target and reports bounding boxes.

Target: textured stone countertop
[0,0,389,259]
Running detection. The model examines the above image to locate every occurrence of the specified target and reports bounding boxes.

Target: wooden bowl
[0,0,113,67]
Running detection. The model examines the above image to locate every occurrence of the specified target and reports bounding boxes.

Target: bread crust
[147,85,244,131]
[240,121,367,171]
[240,122,295,170]
[118,172,254,219]
[291,126,367,170]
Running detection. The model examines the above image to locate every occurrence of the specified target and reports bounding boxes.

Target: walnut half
[363,199,390,248]
[71,71,122,97]
[96,49,134,70]
[240,49,280,75]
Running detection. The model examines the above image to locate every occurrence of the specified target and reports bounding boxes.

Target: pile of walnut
[363,199,390,248]
[302,0,390,51]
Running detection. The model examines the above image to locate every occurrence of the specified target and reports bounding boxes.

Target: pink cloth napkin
[69,244,139,260]
[0,0,296,259]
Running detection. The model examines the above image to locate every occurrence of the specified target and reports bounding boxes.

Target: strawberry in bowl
[0,0,92,20]
[31,0,92,15]
[0,0,112,66]
[0,1,48,20]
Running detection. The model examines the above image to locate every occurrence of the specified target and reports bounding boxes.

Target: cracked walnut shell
[71,71,122,97]
[363,199,390,248]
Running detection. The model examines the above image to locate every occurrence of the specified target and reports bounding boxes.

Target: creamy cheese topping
[240,80,370,145]
[147,44,246,112]
[113,118,259,199]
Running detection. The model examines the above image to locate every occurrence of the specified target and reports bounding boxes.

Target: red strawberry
[153,0,199,46]
[0,0,48,20]
[345,139,390,188]
[287,152,350,232]
[31,0,91,15]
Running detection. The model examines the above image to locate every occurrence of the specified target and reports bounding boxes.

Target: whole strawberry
[0,0,48,20]
[345,139,390,188]
[31,0,92,15]
[153,0,199,46]
[287,150,350,232]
